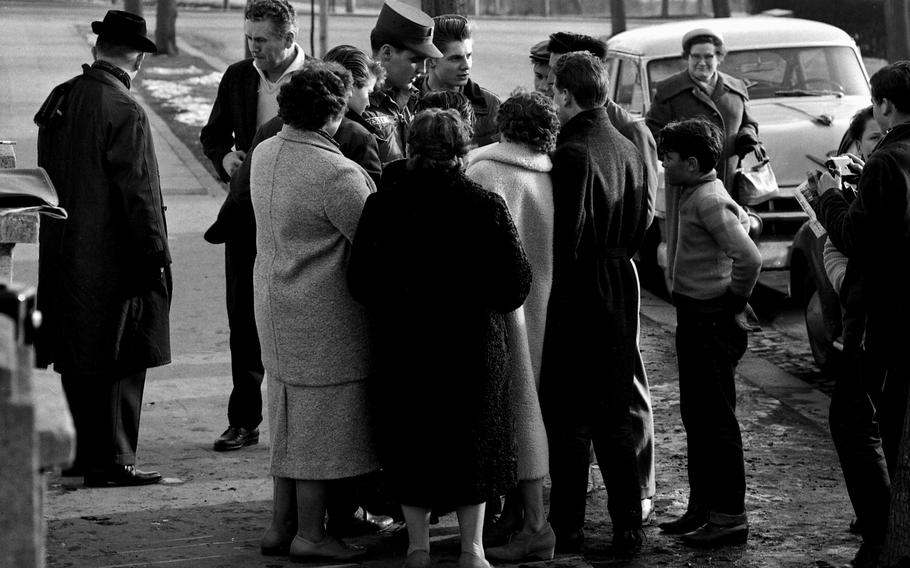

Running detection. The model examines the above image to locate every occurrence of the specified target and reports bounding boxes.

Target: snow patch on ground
[141,68,222,126]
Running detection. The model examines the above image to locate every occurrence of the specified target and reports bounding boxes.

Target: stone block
[33,369,75,470]
[0,144,14,169]
[0,214,39,244]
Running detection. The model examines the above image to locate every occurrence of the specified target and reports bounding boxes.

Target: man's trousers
[225,237,264,430]
[830,347,909,546]
[62,369,147,470]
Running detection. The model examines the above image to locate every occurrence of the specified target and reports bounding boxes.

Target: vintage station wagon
[604,16,871,298]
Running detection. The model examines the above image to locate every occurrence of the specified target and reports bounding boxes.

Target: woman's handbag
[735,147,779,205]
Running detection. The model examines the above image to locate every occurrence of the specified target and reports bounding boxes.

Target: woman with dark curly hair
[348,108,532,568]
[251,61,378,562]
[466,90,559,562]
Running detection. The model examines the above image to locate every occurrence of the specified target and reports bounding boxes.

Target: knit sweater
[667,171,761,312]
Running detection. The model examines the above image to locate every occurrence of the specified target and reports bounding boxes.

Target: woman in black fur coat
[348,108,532,568]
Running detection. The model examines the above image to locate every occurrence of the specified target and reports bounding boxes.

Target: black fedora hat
[91,10,158,53]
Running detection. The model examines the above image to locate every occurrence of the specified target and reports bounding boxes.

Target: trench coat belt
[600,247,630,259]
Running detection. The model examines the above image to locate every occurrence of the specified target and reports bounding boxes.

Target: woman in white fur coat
[466,90,560,562]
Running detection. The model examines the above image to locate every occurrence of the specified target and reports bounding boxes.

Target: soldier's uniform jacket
[363,86,420,164]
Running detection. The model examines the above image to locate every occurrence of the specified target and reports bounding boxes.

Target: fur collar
[467,141,552,173]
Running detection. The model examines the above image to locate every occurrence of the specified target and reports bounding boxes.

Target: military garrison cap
[372,0,443,59]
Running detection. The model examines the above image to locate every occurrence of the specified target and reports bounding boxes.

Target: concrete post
[0,143,75,568]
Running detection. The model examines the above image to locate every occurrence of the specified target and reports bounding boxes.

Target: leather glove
[735,133,760,159]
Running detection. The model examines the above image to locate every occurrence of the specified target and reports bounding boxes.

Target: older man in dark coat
[35,10,170,487]
[541,52,649,557]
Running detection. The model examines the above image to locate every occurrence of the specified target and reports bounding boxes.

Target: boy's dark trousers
[675,307,747,516]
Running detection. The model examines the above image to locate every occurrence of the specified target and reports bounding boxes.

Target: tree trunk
[420,0,464,15]
[155,0,179,56]
[611,0,626,36]
[885,0,910,63]
[661,0,669,17]
[712,0,731,17]
[123,0,143,17]
[881,379,910,566]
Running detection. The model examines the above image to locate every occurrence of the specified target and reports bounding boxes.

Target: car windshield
[647,46,868,100]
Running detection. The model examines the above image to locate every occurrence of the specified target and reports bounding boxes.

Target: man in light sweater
[658,118,761,548]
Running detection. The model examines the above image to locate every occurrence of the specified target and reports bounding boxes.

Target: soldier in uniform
[363,0,442,164]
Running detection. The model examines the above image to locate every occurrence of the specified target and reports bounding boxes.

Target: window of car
[614,59,646,115]
[645,46,867,101]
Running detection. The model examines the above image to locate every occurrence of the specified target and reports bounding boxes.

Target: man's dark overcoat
[542,107,649,392]
[36,64,171,375]
[646,70,758,190]
[347,167,531,509]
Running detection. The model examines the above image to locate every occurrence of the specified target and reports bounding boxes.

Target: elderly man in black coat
[540,52,650,557]
[35,10,170,487]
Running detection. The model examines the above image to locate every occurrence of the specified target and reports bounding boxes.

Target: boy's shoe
[658,509,708,535]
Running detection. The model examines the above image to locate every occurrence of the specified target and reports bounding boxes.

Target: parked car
[605,16,871,371]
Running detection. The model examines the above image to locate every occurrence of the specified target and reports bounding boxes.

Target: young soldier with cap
[416,15,500,148]
[363,0,442,164]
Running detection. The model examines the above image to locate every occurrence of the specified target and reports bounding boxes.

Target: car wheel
[804,288,843,374]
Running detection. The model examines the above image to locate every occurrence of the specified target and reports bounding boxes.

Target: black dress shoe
[680,521,748,548]
[84,465,162,488]
[553,528,584,554]
[658,509,708,535]
[612,527,644,557]
[213,426,259,451]
[328,508,394,536]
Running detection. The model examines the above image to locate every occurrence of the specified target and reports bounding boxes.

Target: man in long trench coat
[35,10,171,487]
[541,52,649,557]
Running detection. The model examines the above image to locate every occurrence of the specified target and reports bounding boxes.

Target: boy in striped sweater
[656,118,761,547]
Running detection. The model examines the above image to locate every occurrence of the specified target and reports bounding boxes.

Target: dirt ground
[45,311,861,568]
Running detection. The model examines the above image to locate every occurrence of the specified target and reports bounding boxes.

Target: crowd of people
[32,1,910,567]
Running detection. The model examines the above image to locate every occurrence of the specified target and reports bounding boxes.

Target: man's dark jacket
[200,59,259,182]
[36,64,172,374]
[816,122,910,362]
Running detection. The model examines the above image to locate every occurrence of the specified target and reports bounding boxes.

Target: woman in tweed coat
[250,62,377,562]
[348,108,532,568]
